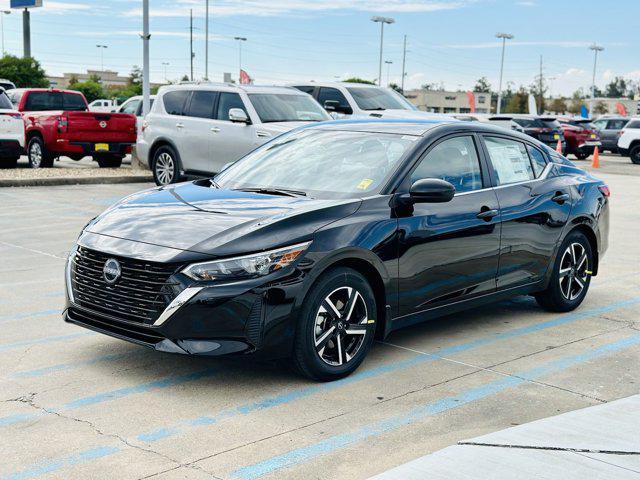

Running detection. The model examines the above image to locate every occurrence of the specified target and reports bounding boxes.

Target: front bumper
[577,141,602,153]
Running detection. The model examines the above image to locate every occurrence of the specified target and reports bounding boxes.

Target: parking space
[1,157,639,480]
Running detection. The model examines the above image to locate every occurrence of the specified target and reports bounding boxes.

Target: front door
[481,135,572,289]
[396,135,501,319]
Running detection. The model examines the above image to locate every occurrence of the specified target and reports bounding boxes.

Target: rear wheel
[27,136,53,168]
[575,152,590,160]
[630,145,640,165]
[152,145,181,186]
[534,231,593,312]
[94,155,123,168]
[292,267,377,381]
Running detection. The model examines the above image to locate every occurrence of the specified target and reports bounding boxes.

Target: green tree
[68,80,105,103]
[549,97,568,114]
[504,86,529,113]
[0,55,48,88]
[604,77,629,98]
[388,82,403,93]
[567,89,585,114]
[343,77,376,85]
[473,77,491,93]
[593,101,608,115]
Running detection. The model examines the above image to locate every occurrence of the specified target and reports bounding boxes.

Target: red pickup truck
[7,88,137,168]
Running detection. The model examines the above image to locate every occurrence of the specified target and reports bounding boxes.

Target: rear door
[604,119,627,149]
[480,135,572,289]
[180,90,218,173]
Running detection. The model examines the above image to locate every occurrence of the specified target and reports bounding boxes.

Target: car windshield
[248,93,329,123]
[346,87,414,111]
[0,91,13,109]
[215,129,418,198]
[514,118,560,129]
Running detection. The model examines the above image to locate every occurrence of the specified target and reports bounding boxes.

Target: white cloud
[517,1,537,6]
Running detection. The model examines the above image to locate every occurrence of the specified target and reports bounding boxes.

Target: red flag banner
[466,91,476,113]
[240,69,252,85]
[616,102,627,116]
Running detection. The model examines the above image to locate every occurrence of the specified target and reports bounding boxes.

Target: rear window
[0,92,13,109]
[163,90,190,115]
[513,118,560,129]
[24,91,87,111]
[626,120,640,129]
[63,93,87,111]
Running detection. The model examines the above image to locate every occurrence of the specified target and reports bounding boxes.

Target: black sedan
[64,120,610,381]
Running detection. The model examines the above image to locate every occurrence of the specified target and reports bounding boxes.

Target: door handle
[210,127,220,133]
[256,131,271,138]
[476,208,499,221]
[552,192,570,204]
[176,123,184,129]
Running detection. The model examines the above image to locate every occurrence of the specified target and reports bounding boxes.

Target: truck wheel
[27,136,53,168]
[152,145,181,186]
[95,155,123,168]
[630,145,640,165]
[0,156,19,169]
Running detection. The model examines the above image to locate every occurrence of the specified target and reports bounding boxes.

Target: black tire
[630,145,640,165]
[292,267,377,381]
[0,156,18,169]
[95,155,123,168]
[534,230,593,312]
[27,136,53,168]
[575,152,590,160]
[152,145,181,186]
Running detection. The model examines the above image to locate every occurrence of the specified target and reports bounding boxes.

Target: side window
[121,99,141,115]
[317,87,350,111]
[485,136,534,185]
[216,92,247,121]
[411,136,483,194]
[592,120,605,130]
[608,120,626,130]
[163,90,190,116]
[293,85,315,95]
[526,145,547,177]
[186,91,217,119]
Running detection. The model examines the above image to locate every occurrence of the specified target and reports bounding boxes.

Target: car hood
[85,181,361,257]
[367,109,456,121]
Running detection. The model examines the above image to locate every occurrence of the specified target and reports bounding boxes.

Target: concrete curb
[0,174,153,188]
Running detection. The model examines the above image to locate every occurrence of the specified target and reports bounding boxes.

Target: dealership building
[404,89,491,114]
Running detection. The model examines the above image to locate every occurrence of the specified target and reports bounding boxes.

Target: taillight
[0,112,22,119]
[598,185,610,197]
[141,120,148,132]
[617,130,624,137]
[57,115,68,133]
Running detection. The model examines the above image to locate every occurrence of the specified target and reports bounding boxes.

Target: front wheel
[292,267,377,381]
[534,231,593,312]
[152,145,181,186]
[27,136,53,168]
[630,145,640,165]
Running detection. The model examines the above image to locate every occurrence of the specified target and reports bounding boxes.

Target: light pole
[162,62,170,82]
[589,43,604,114]
[96,44,108,72]
[371,16,394,86]
[385,60,393,87]
[1,11,10,57]
[495,32,513,114]
[234,36,247,78]
[205,0,209,80]
[141,0,150,116]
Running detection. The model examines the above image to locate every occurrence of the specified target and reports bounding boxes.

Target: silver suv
[137,83,330,185]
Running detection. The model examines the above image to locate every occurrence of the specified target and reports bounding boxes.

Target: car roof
[158,82,305,96]
[287,81,383,89]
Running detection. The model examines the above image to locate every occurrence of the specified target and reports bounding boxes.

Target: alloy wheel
[558,242,589,300]
[155,152,175,185]
[314,286,369,366]
[30,142,42,168]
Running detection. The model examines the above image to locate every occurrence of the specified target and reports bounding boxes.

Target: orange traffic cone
[591,146,600,168]
[555,139,562,153]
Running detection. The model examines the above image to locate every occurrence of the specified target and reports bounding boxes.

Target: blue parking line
[5,331,640,480]
[0,368,221,427]
[230,333,640,480]
[135,295,640,443]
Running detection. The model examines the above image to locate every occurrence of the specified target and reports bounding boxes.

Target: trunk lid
[65,112,137,141]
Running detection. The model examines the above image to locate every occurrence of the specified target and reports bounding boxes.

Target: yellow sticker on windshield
[357,179,373,190]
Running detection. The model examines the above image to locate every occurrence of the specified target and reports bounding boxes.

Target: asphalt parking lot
[1,154,639,480]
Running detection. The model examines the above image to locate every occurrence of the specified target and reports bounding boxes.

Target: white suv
[617,117,640,164]
[289,82,447,121]
[0,88,25,168]
[137,83,330,185]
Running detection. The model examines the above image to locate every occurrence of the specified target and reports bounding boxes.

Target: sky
[0,0,637,97]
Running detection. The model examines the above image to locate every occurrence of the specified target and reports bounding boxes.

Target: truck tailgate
[66,112,137,142]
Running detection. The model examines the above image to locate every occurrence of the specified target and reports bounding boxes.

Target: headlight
[182,242,311,281]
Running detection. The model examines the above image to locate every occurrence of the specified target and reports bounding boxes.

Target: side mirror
[228,108,249,123]
[409,178,455,203]
[323,100,339,111]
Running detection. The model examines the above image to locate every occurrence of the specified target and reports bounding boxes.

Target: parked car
[117,94,156,132]
[0,79,16,91]
[7,88,137,168]
[88,99,119,112]
[592,116,629,153]
[616,117,640,164]
[289,82,447,121]
[65,119,609,381]
[557,117,601,160]
[486,115,566,152]
[137,83,331,185]
[0,88,25,168]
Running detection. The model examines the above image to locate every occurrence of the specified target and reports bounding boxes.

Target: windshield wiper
[364,107,386,111]
[236,187,307,197]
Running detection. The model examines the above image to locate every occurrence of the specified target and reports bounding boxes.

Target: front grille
[71,246,181,324]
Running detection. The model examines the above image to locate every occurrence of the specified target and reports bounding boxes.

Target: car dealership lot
[0,155,638,480]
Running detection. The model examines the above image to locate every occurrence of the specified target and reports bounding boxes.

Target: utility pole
[190,9,194,81]
[22,8,30,58]
[234,36,247,78]
[401,34,407,93]
[162,62,170,82]
[205,0,209,80]
[538,55,543,113]
[495,32,513,114]
[1,11,10,57]
[141,0,150,116]
[371,16,394,86]
[589,43,604,114]
[385,60,393,87]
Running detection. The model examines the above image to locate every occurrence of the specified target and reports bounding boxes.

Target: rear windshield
[514,118,560,129]
[0,92,14,109]
[248,93,329,123]
[24,91,87,111]
[346,87,414,111]
[564,120,596,129]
